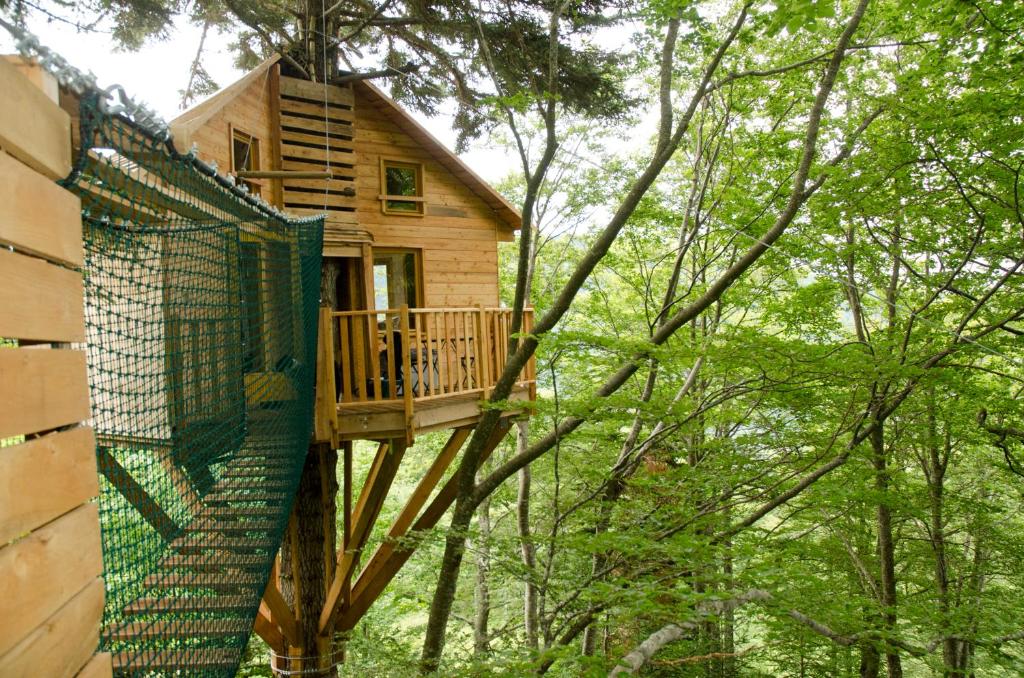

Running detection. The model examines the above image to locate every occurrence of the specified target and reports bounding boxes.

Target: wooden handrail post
[399,304,415,444]
[477,304,491,398]
[316,306,339,447]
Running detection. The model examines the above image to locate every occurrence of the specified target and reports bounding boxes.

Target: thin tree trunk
[870,414,902,678]
[517,421,540,651]
[473,489,492,657]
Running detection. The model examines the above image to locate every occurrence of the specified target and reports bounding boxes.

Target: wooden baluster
[384,312,397,400]
[399,305,414,441]
[413,313,424,399]
[352,316,366,402]
[474,305,486,392]
[475,305,487,395]
[339,316,352,403]
[368,313,382,401]
[443,311,455,394]
[462,311,473,390]
[424,311,435,397]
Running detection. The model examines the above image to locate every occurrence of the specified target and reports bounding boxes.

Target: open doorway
[372,248,422,312]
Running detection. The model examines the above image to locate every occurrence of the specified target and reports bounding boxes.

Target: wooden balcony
[314,306,535,443]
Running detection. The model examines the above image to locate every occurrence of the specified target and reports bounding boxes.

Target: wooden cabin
[170,55,535,445]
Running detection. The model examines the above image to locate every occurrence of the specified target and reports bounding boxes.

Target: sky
[0,11,512,184]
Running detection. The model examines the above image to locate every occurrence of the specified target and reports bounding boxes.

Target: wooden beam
[318,438,407,634]
[0,57,71,179]
[267,63,284,209]
[254,606,285,657]
[96,447,178,541]
[338,419,510,631]
[261,561,300,648]
[318,427,471,634]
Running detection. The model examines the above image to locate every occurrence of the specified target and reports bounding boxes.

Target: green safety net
[62,91,324,676]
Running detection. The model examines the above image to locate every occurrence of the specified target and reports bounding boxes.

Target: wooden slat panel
[0,577,104,678]
[0,249,85,342]
[280,113,353,137]
[0,150,82,267]
[0,59,71,179]
[280,76,354,107]
[76,652,112,678]
[0,427,97,545]
[0,504,103,657]
[279,98,354,124]
[0,348,90,438]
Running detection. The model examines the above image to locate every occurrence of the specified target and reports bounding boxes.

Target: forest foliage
[6,0,1024,675]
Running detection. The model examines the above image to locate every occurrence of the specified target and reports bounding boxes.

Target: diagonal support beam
[337,418,511,632]
[96,446,178,540]
[261,560,300,648]
[318,438,408,634]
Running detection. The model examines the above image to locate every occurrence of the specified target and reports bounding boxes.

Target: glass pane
[233,137,254,172]
[385,165,417,196]
[373,252,419,313]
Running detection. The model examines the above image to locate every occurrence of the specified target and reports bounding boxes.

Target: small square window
[231,129,261,197]
[380,159,424,215]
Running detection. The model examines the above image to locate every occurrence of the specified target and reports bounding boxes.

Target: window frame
[378,158,425,216]
[230,125,263,197]
[371,247,424,311]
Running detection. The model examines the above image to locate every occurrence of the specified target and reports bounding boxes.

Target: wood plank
[0,58,71,179]
[279,98,354,124]
[280,113,353,138]
[0,150,82,267]
[75,652,112,678]
[0,504,103,657]
[123,595,252,615]
[96,447,178,541]
[106,618,251,640]
[111,649,238,671]
[280,76,354,107]
[0,577,103,678]
[0,348,90,438]
[0,249,84,342]
[261,563,300,647]
[0,427,98,545]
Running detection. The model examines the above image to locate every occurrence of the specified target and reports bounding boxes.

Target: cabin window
[373,249,421,313]
[232,128,262,196]
[380,159,424,215]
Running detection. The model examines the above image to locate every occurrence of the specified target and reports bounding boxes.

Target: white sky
[0,13,513,183]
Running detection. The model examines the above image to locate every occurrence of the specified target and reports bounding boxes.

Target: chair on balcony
[368,329,404,398]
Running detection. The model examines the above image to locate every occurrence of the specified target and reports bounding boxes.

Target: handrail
[324,306,535,410]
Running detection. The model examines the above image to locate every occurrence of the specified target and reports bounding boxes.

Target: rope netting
[62,91,324,676]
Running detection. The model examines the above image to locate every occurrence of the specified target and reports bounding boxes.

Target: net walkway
[62,90,324,676]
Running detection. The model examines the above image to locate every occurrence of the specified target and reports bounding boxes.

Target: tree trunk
[517,421,540,651]
[473,487,492,657]
[870,415,902,678]
[280,443,338,676]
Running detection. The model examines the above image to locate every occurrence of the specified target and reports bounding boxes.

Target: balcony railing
[314,306,535,442]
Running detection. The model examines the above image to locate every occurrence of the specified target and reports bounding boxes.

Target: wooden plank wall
[278,75,358,227]
[352,86,502,308]
[0,58,112,678]
[187,67,275,201]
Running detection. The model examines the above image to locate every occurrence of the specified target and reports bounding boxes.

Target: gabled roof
[169,54,279,153]
[353,80,521,230]
[169,55,521,230]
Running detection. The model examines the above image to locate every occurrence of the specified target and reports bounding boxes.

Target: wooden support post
[318,438,408,634]
[261,561,300,648]
[96,447,178,540]
[267,63,284,208]
[399,304,415,443]
[314,306,338,445]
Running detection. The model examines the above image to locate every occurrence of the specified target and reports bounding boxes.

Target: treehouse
[168,55,536,446]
